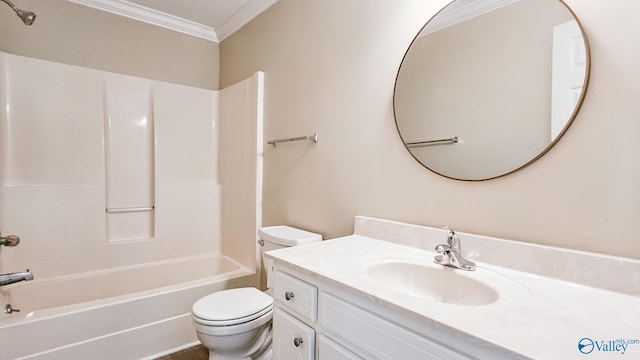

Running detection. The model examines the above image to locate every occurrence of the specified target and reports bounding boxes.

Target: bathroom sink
[366,259,501,305]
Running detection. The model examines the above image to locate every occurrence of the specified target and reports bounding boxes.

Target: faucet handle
[443,225,460,247]
[443,225,455,238]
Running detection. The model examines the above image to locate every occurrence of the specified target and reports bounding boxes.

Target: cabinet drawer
[273,308,315,360]
[273,271,318,321]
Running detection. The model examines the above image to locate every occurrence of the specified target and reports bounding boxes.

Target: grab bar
[405,136,458,148]
[268,133,318,147]
[106,206,154,213]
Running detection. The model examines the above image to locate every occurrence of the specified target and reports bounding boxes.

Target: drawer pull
[293,337,304,347]
[285,291,294,301]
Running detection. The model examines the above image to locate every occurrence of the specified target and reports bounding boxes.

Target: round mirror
[394,0,590,181]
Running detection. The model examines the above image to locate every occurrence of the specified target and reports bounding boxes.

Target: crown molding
[68,0,218,42]
[216,0,279,41]
[419,0,519,37]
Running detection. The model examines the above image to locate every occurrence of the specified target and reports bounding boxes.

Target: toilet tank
[258,226,322,253]
[258,226,322,289]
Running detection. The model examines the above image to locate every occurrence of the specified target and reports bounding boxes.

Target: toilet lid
[192,287,273,324]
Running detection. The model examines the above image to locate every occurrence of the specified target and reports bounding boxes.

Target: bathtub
[0,254,256,360]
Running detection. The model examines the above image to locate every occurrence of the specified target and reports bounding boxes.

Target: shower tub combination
[0,52,264,359]
[0,254,255,360]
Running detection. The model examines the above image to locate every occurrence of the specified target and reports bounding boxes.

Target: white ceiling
[69,0,279,42]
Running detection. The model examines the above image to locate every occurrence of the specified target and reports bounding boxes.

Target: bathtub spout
[0,270,33,286]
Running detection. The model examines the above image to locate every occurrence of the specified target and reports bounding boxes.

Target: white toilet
[191,226,322,360]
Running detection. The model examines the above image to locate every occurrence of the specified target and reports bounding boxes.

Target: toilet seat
[192,287,273,326]
[193,308,273,337]
[193,304,273,326]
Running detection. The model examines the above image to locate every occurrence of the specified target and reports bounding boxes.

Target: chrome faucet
[434,226,476,271]
[0,270,33,286]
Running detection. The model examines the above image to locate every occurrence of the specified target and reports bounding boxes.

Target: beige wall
[221,0,640,259]
[0,0,218,89]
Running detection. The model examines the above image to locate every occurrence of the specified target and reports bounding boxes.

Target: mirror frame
[393,0,591,181]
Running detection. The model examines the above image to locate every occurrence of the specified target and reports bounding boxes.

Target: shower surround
[0,51,263,359]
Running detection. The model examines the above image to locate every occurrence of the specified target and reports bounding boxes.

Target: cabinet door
[318,335,362,360]
[273,308,315,360]
[320,293,469,360]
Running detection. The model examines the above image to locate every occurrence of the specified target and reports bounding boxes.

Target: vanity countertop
[265,235,640,359]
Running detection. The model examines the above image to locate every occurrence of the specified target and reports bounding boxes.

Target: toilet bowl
[192,226,322,360]
[192,287,273,360]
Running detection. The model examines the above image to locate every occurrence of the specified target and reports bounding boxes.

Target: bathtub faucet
[0,233,20,247]
[0,270,33,286]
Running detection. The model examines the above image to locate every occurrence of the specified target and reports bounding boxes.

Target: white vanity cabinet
[271,266,481,360]
[267,220,640,360]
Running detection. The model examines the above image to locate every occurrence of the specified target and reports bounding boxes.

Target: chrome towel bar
[405,136,458,148]
[268,133,318,147]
